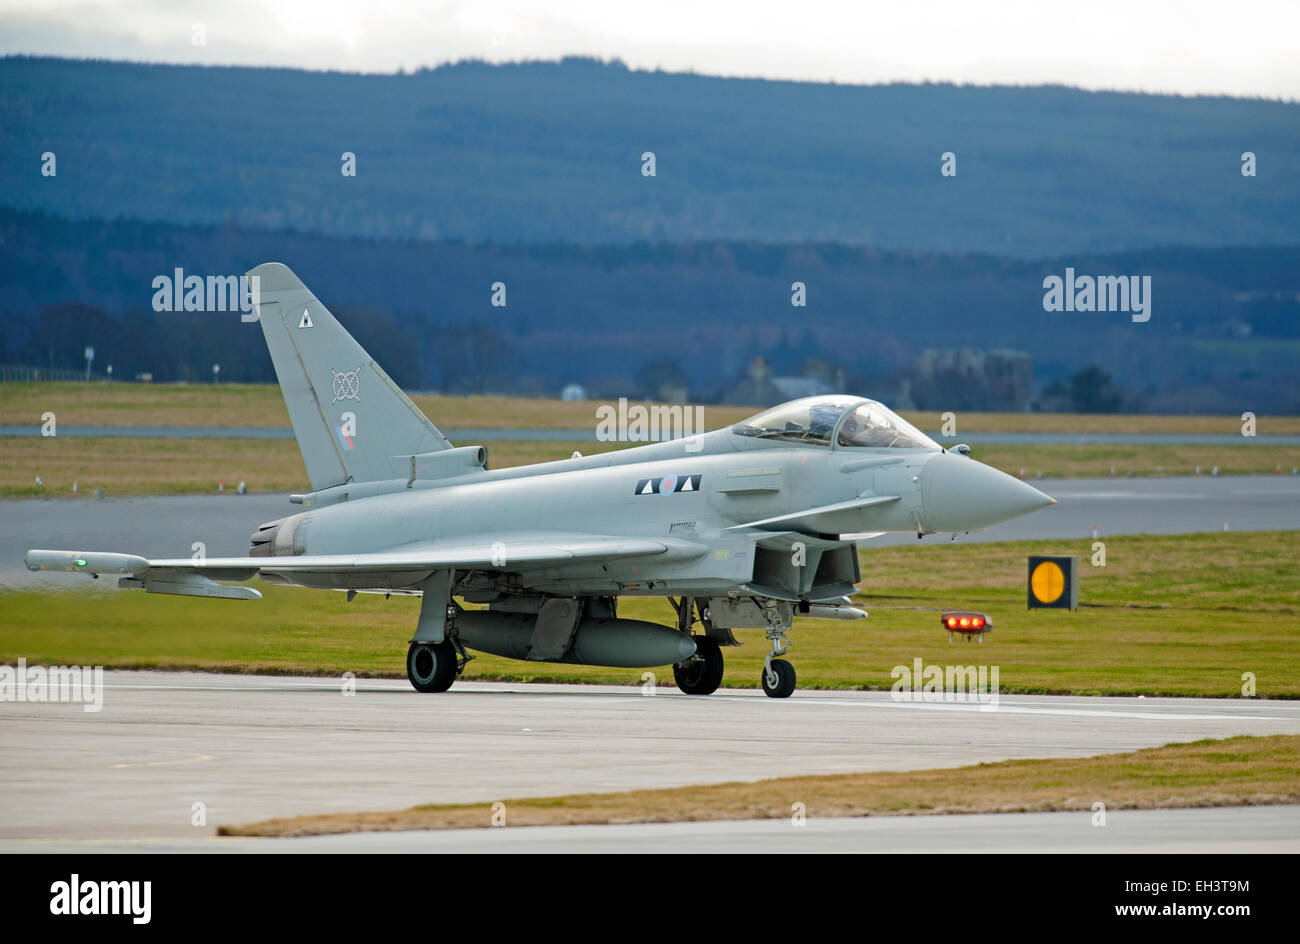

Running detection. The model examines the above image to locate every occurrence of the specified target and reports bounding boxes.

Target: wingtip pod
[25,550,150,574]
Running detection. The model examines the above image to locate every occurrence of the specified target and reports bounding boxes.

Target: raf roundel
[659,475,677,495]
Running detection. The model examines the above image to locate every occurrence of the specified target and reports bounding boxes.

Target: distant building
[798,358,847,395]
[723,357,856,406]
[721,357,786,406]
[870,377,917,412]
[560,383,588,402]
[656,383,689,403]
[772,376,833,400]
[908,348,1032,411]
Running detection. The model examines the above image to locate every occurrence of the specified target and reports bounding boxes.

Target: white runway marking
[102,677,1293,722]
[761,697,1286,722]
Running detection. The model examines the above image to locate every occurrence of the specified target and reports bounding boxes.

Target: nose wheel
[761,605,797,698]
[407,640,457,693]
[762,658,796,698]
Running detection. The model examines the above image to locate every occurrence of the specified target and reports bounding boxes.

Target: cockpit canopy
[731,396,939,450]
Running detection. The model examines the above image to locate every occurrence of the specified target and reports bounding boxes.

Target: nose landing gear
[761,605,796,698]
[762,657,796,698]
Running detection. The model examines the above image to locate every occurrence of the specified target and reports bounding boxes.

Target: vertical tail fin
[248,262,450,490]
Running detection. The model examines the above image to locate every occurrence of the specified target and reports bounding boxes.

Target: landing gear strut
[761,606,797,698]
[408,579,473,693]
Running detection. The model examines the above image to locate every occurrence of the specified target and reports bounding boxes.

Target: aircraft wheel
[762,658,796,698]
[673,636,724,695]
[407,640,457,693]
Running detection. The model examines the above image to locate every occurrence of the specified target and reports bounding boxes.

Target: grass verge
[0,382,754,430]
[3,531,1297,698]
[0,436,639,498]
[4,381,1297,434]
[216,734,1300,837]
[4,435,1298,498]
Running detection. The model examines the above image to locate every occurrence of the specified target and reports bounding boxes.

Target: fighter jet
[26,263,1055,698]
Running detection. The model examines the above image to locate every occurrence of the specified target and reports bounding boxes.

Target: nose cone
[921,452,1054,532]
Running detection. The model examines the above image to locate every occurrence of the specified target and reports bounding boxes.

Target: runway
[4,475,1299,585]
[7,806,1295,854]
[876,473,1300,545]
[1,672,1296,851]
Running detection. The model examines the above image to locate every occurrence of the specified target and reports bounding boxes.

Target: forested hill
[2,55,1298,257]
[3,208,1297,412]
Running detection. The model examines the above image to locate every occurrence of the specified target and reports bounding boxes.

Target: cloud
[2,0,1297,99]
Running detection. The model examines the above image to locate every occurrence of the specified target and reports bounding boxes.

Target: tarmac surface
[4,474,1298,852]
[7,806,1294,853]
[4,475,1298,585]
[1,673,1297,852]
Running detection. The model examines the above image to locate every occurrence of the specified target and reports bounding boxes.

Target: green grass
[0,382,757,430]
[4,434,1298,499]
[0,436,638,498]
[217,734,1300,836]
[5,381,1297,434]
[3,531,1296,698]
[970,443,1300,479]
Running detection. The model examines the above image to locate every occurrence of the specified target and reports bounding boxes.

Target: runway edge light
[941,611,993,642]
[1027,555,1078,610]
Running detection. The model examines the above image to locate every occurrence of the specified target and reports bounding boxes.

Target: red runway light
[940,611,994,640]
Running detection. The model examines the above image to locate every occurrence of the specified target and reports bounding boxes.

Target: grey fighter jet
[26,263,1055,698]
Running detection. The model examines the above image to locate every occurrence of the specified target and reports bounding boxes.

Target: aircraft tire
[761,658,796,698]
[673,636,724,695]
[407,640,457,693]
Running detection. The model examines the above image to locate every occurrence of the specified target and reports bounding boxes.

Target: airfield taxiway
[4,475,1298,587]
[1,673,1296,851]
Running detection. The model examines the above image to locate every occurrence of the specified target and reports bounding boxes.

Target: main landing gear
[670,596,799,698]
[406,640,458,693]
[407,577,473,693]
[673,635,725,695]
[671,597,726,696]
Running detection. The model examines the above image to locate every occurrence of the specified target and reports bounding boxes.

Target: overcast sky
[3,0,1298,99]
